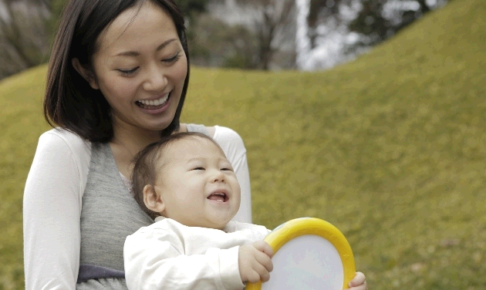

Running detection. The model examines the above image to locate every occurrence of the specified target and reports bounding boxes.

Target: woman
[23,0,367,289]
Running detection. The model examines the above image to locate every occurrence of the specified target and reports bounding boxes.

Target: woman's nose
[142,64,167,92]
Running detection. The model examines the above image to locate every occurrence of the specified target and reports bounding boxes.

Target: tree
[235,0,297,70]
[188,13,260,69]
[0,0,51,79]
[306,0,352,48]
[306,0,449,49]
[178,0,209,16]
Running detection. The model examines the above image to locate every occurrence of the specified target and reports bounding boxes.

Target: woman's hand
[348,272,367,289]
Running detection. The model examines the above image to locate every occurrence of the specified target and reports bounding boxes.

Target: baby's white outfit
[124,217,271,290]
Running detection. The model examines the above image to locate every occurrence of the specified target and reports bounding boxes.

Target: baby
[124,132,273,290]
[124,132,367,290]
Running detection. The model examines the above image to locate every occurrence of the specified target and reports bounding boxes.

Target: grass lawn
[1,0,485,288]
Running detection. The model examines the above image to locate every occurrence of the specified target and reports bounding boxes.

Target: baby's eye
[221,167,233,171]
[192,167,205,171]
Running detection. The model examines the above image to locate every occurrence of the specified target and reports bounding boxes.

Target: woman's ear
[72,58,99,90]
[143,184,165,215]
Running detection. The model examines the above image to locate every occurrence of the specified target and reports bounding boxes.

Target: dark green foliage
[308,0,449,48]
[349,0,436,46]
[45,0,67,44]
[176,0,209,15]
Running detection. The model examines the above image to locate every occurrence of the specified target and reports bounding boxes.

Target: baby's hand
[238,241,274,283]
[348,272,367,289]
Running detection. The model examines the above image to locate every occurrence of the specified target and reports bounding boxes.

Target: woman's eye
[117,67,139,76]
[162,52,181,63]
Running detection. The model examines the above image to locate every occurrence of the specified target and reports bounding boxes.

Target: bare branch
[0,0,51,78]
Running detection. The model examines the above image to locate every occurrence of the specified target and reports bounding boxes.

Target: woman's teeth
[137,94,169,107]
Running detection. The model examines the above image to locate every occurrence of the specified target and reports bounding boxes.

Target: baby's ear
[143,185,165,214]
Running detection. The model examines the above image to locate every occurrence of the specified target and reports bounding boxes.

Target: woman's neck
[109,124,163,178]
[110,122,187,158]
[112,127,160,156]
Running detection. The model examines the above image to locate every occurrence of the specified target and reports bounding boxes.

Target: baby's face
[154,137,241,230]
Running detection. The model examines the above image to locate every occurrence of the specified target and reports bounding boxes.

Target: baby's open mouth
[207,192,228,202]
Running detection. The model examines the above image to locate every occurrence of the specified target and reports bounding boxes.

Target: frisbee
[246,217,356,290]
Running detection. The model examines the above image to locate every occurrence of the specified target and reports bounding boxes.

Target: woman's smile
[135,92,172,115]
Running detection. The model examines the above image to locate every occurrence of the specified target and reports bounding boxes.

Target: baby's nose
[211,170,225,182]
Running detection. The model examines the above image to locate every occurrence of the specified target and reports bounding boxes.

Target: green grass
[1,0,485,288]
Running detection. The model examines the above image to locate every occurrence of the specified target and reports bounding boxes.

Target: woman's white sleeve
[213,126,252,223]
[23,131,87,290]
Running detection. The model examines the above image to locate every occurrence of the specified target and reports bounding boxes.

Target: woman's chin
[137,119,175,133]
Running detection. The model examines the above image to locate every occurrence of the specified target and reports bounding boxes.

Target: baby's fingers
[348,272,367,289]
[254,262,271,282]
[246,262,270,283]
[253,241,274,257]
[245,269,262,284]
[255,250,273,272]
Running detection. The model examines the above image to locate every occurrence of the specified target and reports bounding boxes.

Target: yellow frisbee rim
[246,217,356,290]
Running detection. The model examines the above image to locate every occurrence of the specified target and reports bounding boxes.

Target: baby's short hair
[131,132,221,219]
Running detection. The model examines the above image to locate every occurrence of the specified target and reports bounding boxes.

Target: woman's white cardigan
[23,125,252,290]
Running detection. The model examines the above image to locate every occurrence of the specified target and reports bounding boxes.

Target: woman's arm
[212,126,252,223]
[23,130,89,290]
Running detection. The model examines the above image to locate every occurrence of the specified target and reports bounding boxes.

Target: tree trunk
[416,0,431,14]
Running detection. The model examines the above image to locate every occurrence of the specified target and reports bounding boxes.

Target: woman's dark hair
[131,132,220,219]
[44,0,190,142]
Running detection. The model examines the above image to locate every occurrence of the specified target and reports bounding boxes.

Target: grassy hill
[1,0,485,288]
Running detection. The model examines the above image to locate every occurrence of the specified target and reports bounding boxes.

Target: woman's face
[87,1,187,134]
